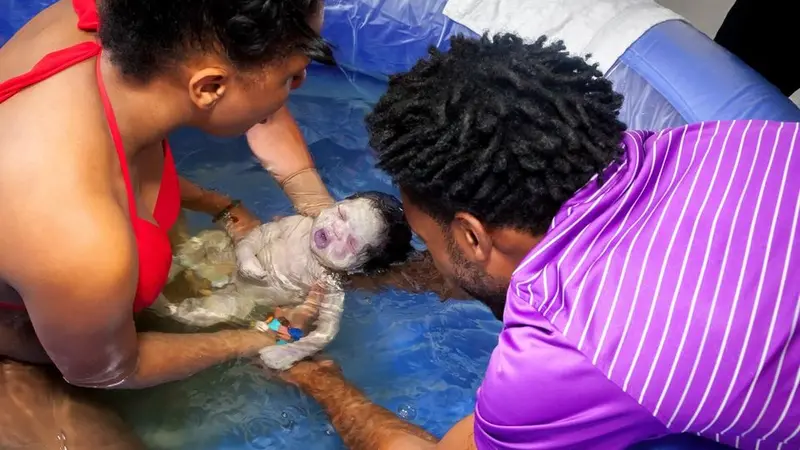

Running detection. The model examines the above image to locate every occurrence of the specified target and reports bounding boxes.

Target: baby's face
[310,198,386,271]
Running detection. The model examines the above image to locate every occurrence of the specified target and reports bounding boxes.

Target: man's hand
[278,356,341,387]
[267,355,476,450]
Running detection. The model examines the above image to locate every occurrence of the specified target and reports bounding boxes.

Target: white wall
[656,0,735,36]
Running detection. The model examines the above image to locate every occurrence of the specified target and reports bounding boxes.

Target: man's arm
[347,251,472,301]
[246,107,334,216]
[283,360,477,450]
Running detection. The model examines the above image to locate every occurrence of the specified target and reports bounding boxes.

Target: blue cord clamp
[288,328,303,341]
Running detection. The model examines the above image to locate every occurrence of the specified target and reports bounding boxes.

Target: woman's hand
[220,203,262,243]
[179,176,263,241]
[247,107,314,180]
[247,108,334,217]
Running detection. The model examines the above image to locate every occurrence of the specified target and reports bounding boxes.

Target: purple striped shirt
[474,121,800,450]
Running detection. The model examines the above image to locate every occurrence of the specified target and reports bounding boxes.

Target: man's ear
[188,68,228,110]
[451,212,492,264]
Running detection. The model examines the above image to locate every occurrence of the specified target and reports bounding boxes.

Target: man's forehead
[398,191,431,234]
[398,191,425,220]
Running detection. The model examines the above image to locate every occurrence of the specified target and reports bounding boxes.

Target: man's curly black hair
[99,0,335,82]
[367,33,627,235]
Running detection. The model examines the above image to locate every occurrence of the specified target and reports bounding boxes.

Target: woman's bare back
[0,0,166,362]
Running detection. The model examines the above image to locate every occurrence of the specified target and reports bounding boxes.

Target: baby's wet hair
[345,191,414,274]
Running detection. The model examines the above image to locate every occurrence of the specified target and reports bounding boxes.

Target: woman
[0,0,333,447]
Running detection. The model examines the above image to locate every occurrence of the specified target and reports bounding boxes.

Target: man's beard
[447,239,508,320]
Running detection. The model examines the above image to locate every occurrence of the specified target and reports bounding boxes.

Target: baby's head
[310,191,413,274]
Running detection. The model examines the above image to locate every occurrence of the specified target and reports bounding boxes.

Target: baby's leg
[259,287,344,370]
[161,292,257,327]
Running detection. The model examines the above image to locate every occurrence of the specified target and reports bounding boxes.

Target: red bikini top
[0,0,180,312]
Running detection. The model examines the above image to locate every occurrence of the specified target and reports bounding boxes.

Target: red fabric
[0,0,181,312]
[73,0,100,31]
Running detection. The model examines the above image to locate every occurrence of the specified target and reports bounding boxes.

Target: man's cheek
[429,253,456,280]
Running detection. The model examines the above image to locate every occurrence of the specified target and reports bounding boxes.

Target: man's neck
[492,228,543,273]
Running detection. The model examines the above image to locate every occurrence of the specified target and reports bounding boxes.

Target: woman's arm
[180,105,333,236]
[178,176,262,242]
[246,106,334,216]
[0,194,273,389]
[179,176,234,216]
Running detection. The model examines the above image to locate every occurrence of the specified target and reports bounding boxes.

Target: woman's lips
[314,229,329,249]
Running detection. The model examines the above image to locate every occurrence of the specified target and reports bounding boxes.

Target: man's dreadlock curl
[367,33,626,235]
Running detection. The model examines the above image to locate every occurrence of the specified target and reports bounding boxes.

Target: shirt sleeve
[473,292,668,450]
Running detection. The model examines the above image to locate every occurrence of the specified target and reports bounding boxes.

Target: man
[280,34,800,449]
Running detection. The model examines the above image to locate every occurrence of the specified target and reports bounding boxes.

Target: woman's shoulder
[0,121,137,295]
[0,194,138,306]
[0,63,119,201]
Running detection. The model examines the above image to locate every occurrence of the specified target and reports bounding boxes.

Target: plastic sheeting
[321,2,799,131]
[322,0,477,79]
[440,0,681,74]
[613,20,800,127]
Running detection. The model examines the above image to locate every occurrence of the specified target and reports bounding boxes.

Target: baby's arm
[259,282,343,370]
[235,225,270,280]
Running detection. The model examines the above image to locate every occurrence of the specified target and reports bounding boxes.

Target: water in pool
[103,65,502,450]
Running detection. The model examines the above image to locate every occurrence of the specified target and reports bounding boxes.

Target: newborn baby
[153,191,414,370]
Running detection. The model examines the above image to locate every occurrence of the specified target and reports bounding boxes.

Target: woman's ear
[188,68,228,110]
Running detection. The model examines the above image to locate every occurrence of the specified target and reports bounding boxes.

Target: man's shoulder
[475,293,667,448]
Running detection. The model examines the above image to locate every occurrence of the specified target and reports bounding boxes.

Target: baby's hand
[292,285,327,332]
[253,308,307,342]
[278,286,324,335]
[235,227,269,280]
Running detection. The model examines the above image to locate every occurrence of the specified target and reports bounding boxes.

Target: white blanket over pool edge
[442,0,683,74]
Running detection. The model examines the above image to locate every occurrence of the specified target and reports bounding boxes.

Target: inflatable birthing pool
[2,1,797,449]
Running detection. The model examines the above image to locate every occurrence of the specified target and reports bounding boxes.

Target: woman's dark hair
[99,0,335,82]
[367,33,626,236]
[345,191,414,275]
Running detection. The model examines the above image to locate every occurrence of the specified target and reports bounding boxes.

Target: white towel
[442,0,682,73]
